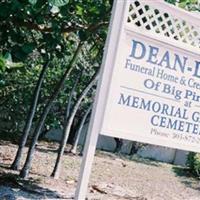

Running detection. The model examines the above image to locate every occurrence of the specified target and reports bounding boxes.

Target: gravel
[0,141,200,200]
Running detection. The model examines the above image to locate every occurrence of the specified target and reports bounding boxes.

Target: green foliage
[165,0,176,5]
[179,0,199,11]
[186,152,200,177]
[28,0,38,5]
[0,0,111,63]
[0,53,24,74]
[49,0,69,7]
[0,0,110,137]
[0,0,198,140]
[165,0,200,11]
[0,55,6,73]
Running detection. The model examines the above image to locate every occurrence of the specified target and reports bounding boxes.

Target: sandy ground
[0,140,200,200]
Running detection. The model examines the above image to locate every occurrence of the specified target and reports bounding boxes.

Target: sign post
[75,0,200,199]
[74,1,130,199]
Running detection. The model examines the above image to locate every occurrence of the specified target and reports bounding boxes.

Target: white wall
[45,126,188,166]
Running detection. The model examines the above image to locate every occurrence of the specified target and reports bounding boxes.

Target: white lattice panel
[127,0,200,49]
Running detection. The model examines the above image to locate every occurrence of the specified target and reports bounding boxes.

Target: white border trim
[125,24,200,56]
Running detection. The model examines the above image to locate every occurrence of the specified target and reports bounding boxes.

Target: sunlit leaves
[165,0,200,11]
[0,55,6,73]
[179,0,199,11]
[48,0,69,7]
[0,53,24,74]
[28,0,38,5]
[0,0,111,136]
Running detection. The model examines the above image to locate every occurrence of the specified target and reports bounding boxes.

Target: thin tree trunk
[51,71,99,179]
[129,141,139,155]
[79,115,91,156]
[70,104,92,154]
[19,42,83,178]
[65,71,82,121]
[38,126,49,141]
[114,138,123,153]
[11,60,50,170]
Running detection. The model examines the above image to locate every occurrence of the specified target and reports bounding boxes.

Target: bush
[186,152,200,177]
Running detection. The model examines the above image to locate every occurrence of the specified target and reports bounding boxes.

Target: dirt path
[0,141,200,200]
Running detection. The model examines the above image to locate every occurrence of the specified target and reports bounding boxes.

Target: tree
[70,104,92,154]
[11,59,49,170]
[0,0,111,138]
[114,138,123,153]
[51,71,99,178]
[0,0,111,177]
[19,41,83,178]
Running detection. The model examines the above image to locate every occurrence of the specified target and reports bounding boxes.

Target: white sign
[101,28,200,153]
[75,1,200,199]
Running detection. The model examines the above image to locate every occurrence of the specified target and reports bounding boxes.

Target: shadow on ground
[96,150,161,167]
[35,146,58,154]
[0,172,67,199]
[172,166,200,192]
[129,155,161,167]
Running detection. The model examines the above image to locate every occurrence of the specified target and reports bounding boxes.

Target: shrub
[186,152,200,177]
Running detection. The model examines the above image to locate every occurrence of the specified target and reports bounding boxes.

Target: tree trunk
[79,114,92,156]
[38,126,49,141]
[129,141,139,155]
[114,138,123,153]
[19,42,83,178]
[51,71,99,179]
[65,70,82,120]
[70,104,92,154]
[11,60,50,170]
